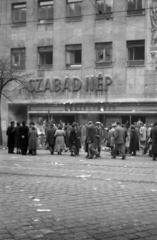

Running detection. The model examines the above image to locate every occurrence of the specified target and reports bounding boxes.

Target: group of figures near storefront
[6,118,157,161]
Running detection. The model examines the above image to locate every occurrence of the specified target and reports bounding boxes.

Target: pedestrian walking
[69,123,79,156]
[150,122,157,161]
[108,123,116,157]
[20,121,29,155]
[85,121,97,159]
[6,121,15,153]
[112,122,127,160]
[28,122,38,155]
[95,122,102,157]
[129,125,139,156]
[46,122,57,154]
[54,124,66,155]
[139,123,147,154]
[15,122,21,154]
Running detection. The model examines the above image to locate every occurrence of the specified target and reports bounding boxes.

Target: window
[66,0,82,19]
[127,40,145,66]
[11,48,26,70]
[12,2,26,24]
[66,44,82,68]
[127,0,145,15]
[38,46,53,68]
[38,0,54,23]
[95,42,112,66]
[95,0,113,19]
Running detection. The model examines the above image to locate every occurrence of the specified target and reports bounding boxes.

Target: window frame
[95,0,113,20]
[127,40,145,66]
[65,44,82,69]
[12,2,27,25]
[95,42,112,67]
[38,46,53,69]
[127,0,145,16]
[38,0,54,23]
[66,0,82,20]
[11,48,26,70]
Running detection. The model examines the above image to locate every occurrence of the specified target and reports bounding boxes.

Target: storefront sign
[28,73,112,93]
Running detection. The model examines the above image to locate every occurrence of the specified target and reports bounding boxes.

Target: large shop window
[38,0,54,23]
[66,0,82,19]
[11,48,26,70]
[95,42,112,67]
[127,40,145,66]
[38,46,53,68]
[12,2,26,24]
[127,0,145,16]
[66,44,82,68]
[95,0,113,19]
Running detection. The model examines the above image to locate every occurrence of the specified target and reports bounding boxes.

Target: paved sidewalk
[0,150,157,240]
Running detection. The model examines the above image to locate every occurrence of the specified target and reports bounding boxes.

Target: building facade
[0,0,157,140]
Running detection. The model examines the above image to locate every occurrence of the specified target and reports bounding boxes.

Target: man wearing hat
[6,121,15,153]
[108,123,116,157]
[95,121,102,157]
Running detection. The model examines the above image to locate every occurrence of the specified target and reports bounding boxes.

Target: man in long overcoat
[113,122,127,160]
[6,121,15,153]
[20,121,29,155]
[150,122,157,160]
[85,121,97,159]
[46,123,57,154]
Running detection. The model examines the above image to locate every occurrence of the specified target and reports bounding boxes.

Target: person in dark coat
[20,121,29,155]
[150,122,157,161]
[46,123,57,154]
[69,123,79,156]
[28,122,38,155]
[129,125,139,156]
[6,121,15,153]
[113,122,127,160]
[15,122,21,154]
[85,121,97,159]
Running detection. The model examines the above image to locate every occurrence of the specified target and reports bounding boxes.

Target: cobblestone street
[0,149,157,240]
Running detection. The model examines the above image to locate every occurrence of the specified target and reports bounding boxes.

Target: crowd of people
[6,119,157,161]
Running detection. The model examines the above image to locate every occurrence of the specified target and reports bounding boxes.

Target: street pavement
[0,149,157,240]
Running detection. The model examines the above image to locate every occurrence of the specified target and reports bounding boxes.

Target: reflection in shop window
[95,42,112,66]
[127,0,145,15]
[11,48,26,70]
[66,44,82,68]
[66,0,82,18]
[38,46,53,68]
[38,0,54,23]
[12,2,26,24]
[127,40,145,66]
[95,0,113,19]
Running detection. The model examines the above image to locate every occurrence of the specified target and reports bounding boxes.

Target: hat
[95,121,101,125]
[112,123,116,127]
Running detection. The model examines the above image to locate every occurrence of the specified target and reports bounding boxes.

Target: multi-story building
[0,0,157,139]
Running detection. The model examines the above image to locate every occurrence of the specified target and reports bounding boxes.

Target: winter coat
[54,129,65,152]
[150,126,157,155]
[114,125,127,145]
[28,128,38,151]
[129,128,139,152]
[46,126,57,146]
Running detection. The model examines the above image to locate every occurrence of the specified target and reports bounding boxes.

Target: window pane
[96,43,112,63]
[134,46,144,60]
[75,50,81,64]
[38,47,53,66]
[38,0,53,21]
[128,0,135,10]
[11,48,25,69]
[96,0,105,14]
[12,3,26,23]
[67,1,81,17]
[66,45,82,66]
